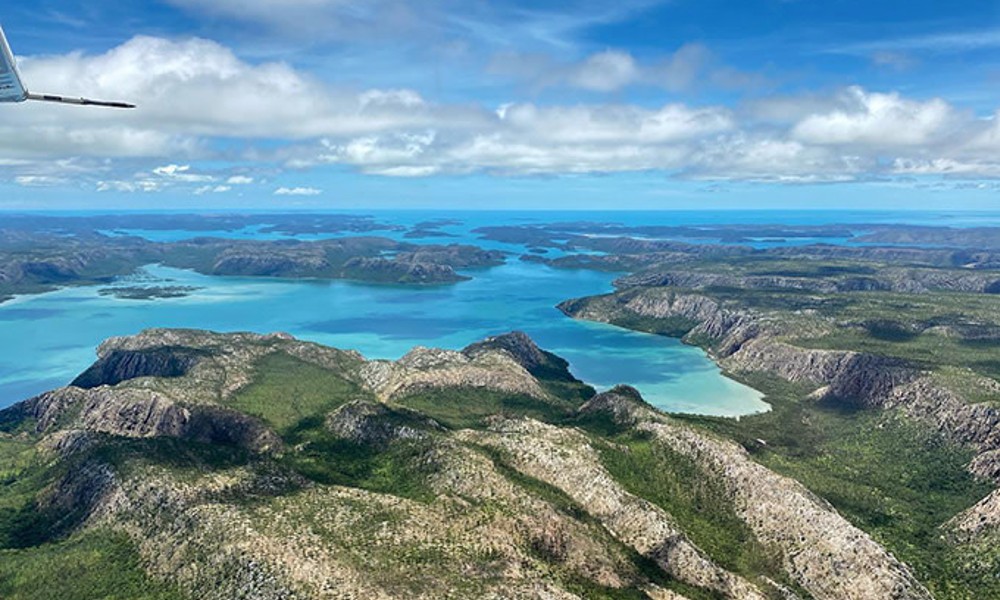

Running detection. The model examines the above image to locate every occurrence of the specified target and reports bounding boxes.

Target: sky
[1,0,1000,210]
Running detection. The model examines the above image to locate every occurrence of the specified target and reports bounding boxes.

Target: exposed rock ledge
[461,417,771,600]
[559,288,1000,484]
[22,387,281,453]
[358,345,547,401]
[579,387,933,600]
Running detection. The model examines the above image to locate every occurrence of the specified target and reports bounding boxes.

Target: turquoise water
[0,262,767,416]
[6,209,1000,415]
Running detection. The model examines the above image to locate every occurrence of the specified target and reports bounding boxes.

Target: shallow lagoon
[12,208,1000,415]
[0,260,767,416]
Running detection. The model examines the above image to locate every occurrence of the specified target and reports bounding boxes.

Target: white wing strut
[0,25,135,109]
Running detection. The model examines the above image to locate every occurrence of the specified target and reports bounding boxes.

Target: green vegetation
[524,349,597,405]
[482,445,724,600]
[228,351,439,500]
[397,387,576,430]
[227,352,365,434]
[90,436,251,481]
[605,312,701,338]
[680,373,998,600]
[97,286,201,300]
[782,289,1000,383]
[0,529,184,600]
[595,431,795,598]
[282,418,437,502]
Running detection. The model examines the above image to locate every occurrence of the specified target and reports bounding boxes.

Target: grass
[480,445,724,600]
[281,415,437,502]
[606,312,702,338]
[931,366,1000,404]
[679,373,998,600]
[396,387,577,430]
[0,437,72,549]
[226,351,366,434]
[594,432,794,598]
[0,529,184,600]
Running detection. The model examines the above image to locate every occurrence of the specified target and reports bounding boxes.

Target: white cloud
[791,87,957,147]
[96,179,163,193]
[194,185,233,194]
[489,43,760,94]
[3,34,1000,189]
[646,43,712,92]
[152,164,215,182]
[14,175,66,187]
[6,35,486,151]
[275,186,323,196]
[568,50,638,92]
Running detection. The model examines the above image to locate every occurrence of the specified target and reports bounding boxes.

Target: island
[0,218,509,302]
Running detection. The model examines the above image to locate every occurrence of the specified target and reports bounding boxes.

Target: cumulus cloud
[194,185,233,194]
[5,35,486,151]
[791,87,958,148]
[152,164,215,182]
[2,35,1000,191]
[275,186,323,196]
[96,179,163,193]
[14,175,67,187]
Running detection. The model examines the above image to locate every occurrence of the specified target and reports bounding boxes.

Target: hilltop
[0,328,944,600]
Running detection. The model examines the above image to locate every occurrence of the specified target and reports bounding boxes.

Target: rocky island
[0,226,508,301]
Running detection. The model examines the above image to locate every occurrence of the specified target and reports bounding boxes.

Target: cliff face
[559,286,1000,486]
[22,386,281,453]
[615,267,1000,296]
[71,347,205,389]
[0,329,940,599]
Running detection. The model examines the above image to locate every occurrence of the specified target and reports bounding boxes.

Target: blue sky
[1,0,999,210]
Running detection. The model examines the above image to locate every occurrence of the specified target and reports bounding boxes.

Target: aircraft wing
[0,24,134,108]
[0,25,27,103]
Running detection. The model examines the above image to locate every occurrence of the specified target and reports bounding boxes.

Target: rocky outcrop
[211,246,331,277]
[463,331,550,373]
[358,346,548,401]
[578,385,648,425]
[560,285,1000,477]
[583,393,932,600]
[325,400,443,446]
[392,245,507,268]
[71,347,205,388]
[0,328,965,598]
[463,418,770,600]
[87,328,364,403]
[723,341,918,408]
[80,431,668,599]
[24,386,280,453]
[885,378,1000,481]
[947,488,1000,542]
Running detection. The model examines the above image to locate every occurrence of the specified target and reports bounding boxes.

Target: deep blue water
[2,209,999,415]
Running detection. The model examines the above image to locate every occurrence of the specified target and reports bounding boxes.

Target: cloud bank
[2,35,999,194]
